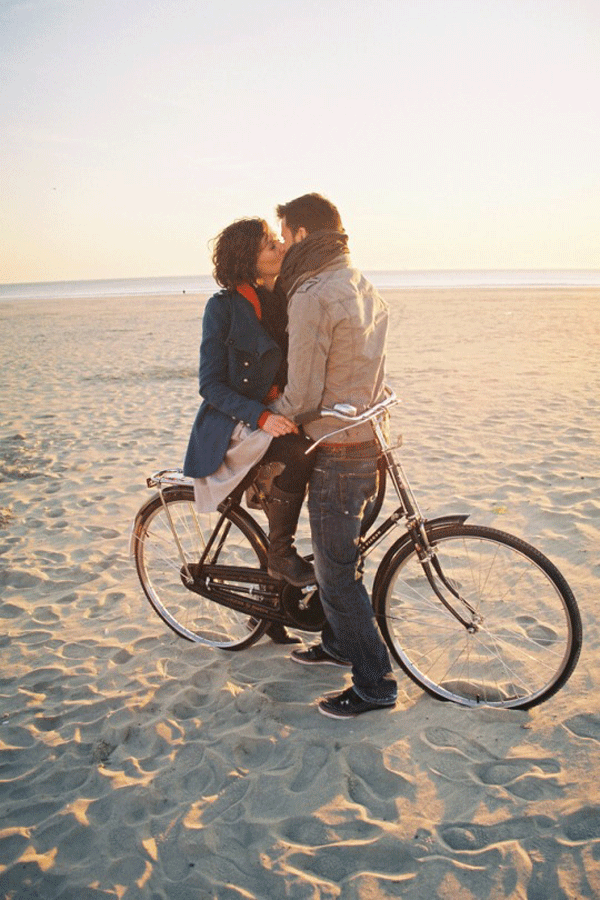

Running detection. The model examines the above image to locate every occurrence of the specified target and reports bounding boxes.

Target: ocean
[1,269,599,301]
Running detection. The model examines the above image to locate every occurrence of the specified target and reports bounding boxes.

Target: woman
[183,217,315,597]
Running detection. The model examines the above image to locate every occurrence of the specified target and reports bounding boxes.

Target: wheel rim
[136,494,266,647]
[383,530,578,708]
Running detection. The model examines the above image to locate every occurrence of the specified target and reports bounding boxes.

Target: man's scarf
[278,229,350,298]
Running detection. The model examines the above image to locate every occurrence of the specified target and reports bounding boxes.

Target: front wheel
[374,523,582,709]
[133,486,269,649]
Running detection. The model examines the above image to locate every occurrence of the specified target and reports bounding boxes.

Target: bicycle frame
[132,387,475,632]
[315,391,477,630]
[132,386,582,709]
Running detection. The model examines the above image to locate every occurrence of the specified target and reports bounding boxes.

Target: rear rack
[146,469,193,489]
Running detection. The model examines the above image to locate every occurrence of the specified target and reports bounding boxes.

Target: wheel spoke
[379,524,581,709]
[134,488,268,648]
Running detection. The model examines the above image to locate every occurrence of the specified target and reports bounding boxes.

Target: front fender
[371,514,469,602]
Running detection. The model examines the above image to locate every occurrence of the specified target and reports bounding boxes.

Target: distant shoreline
[1,269,599,301]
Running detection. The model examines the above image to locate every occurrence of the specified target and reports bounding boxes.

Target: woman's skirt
[193,422,272,513]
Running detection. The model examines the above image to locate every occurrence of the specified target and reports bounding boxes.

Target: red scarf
[235,282,280,406]
[235,283,261,320]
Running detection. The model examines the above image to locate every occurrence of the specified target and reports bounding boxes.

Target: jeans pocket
[339,471,377,518]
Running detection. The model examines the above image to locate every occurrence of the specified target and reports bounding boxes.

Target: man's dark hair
[276,193,343,236]
[211,218,269,289]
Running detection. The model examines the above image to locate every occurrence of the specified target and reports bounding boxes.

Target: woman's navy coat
[183,289,282,479]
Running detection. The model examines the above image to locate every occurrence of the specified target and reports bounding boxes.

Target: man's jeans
[308,443,398,704]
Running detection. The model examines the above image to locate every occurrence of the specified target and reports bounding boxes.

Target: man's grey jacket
[272,256,388,444]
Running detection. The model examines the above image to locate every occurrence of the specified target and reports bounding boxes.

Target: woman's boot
[265,485,315,587]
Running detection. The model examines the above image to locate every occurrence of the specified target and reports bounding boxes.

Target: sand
[0,286,599,899]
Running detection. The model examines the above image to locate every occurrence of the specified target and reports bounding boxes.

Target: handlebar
[320,386,399,423]
[307,387,400,452]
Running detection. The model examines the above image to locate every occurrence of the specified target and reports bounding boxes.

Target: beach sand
[1,286,599,899]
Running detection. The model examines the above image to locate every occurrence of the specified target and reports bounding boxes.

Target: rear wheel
[374,523,582,709]
[133,486,268,648]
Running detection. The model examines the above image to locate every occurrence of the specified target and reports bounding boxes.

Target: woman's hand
[260,413,299,437]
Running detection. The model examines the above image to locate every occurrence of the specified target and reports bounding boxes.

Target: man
[271,193,397,719]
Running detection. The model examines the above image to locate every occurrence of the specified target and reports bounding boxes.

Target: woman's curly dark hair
[211,218,269,290]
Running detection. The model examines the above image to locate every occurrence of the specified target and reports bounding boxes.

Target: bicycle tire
[133,485,269,649]
[374,523,582,709]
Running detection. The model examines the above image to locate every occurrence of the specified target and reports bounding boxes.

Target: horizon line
[2,266,600,290]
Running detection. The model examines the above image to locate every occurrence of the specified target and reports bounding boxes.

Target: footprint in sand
[561,806,600,842]
[200,776,251,826]
[423,725,496,760]
[0,568,48,589]
[474,757,563,800]
[564,713,600,743]
[515,614,557,646]
[290,742,330,793]
[229,735,276,770]
[261,677,327,703]
[83,525,121,539]
[285,832,418,885]
[0,602,22,619]
[279,814,381,848]
[346,741,414,802]
[424,726,563,800]
[342,741,415,821]
[169,687,212,720]
[440,813,554,852]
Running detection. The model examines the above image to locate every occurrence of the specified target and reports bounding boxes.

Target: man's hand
[260,413,299,437]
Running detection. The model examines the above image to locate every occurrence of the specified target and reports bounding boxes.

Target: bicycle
[131,389,582,710]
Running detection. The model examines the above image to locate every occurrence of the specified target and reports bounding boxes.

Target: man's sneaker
[318,686,396,719]
[290,644,351,667]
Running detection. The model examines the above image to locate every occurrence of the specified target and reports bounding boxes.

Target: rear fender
[129,487,270,558]
[129,487,181,556]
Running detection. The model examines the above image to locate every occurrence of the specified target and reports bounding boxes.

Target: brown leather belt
[317,440,379,457]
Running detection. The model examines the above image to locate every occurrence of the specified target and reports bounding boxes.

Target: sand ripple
[1,289,599,898]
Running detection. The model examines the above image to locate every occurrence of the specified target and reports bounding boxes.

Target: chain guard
[281,584,325,631]
[182,563,325,632]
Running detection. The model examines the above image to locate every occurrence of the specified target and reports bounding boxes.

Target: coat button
[243,377,249,383]
[244,360,250,367]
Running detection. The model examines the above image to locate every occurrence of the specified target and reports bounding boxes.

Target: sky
[1,0,599,284]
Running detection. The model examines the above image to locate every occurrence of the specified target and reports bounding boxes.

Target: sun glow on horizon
[1,0,599,283]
